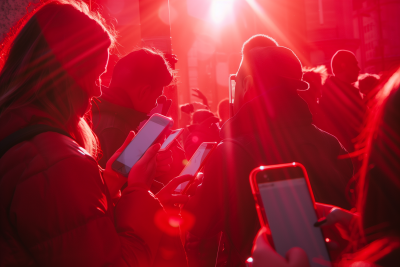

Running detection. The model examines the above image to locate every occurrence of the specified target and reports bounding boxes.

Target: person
[252,67,400,267]
[217,98,230,126]
[183,109,221,159]
[357,73,380,105]
[317,50,367,154]
[182,46,353,266]
[241,34,279,55]
[92,48,187,187]
[0,2,187,266]
[298,66,327,126]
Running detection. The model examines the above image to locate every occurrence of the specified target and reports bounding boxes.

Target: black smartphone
[250,163,331,267]
[112,114,173,177]
[174,142,217,194]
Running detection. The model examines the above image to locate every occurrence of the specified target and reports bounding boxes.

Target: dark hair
[192,109,215,125]
[357,68,400,242]
[241,34,278,55]
[0,0,115,158]
[110,47,174,92]
[331,50,356,75]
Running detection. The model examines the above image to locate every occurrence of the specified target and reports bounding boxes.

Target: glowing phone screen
[174,144,213,193]
[161,129,182,150]
[116,120,166,168]
[258,177,331,267]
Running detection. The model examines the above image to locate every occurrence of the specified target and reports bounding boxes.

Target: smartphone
[112,114,173,177]
[174,142,217,194]
[250,162,331,267]
[229,74,236,118]
[160,128,184,151]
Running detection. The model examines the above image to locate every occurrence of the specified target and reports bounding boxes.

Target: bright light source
[260,166,265,170]
[246,257,253,263]
[210,0,234,24]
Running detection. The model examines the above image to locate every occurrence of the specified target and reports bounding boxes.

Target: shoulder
[0,132,99,183]
[311,125,346,151]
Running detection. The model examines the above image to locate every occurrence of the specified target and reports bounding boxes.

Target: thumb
[286,247,310,267]
[138,143,161,164]
[117,131,136,153]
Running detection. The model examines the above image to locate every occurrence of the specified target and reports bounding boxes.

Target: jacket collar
[220,91,313,139]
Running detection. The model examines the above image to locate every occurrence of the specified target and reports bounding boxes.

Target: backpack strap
[0,124,71,159]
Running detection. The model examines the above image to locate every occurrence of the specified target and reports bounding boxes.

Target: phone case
[249,162,316,229]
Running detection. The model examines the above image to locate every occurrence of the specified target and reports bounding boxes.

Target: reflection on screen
[259,178,331,267]
[161,129,181,150]
[116,121,165,168]
[175,145,211,192]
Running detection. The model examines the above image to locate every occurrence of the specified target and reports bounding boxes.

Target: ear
[243,75,254,96]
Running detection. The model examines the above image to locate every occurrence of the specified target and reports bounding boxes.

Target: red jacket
[0,107,186,267]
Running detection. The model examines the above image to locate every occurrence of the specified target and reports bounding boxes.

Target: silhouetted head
[192,109,215,125]
[0,1,114,157]
[241,34,278,56]
[331,50,360,84]
[299,66,328,104]
[217,98,229,125]
[358,73,380,97]
[109,48,173,113]
[234,46,308,113]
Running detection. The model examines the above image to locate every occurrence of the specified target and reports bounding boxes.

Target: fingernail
[314,217,327,227]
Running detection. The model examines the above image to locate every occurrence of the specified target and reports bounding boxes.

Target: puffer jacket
[183,92,353,267]
[0,106,186,267]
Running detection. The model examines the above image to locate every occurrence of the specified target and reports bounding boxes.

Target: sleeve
[9,155,162,267]
[182,142,257,266]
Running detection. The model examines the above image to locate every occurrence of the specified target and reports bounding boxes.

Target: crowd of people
[0,1,399,267]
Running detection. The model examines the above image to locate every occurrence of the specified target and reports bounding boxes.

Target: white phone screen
[175,144,212,192]
[116,120,166,168]
[259,178,331,267]
[161,129,182,150]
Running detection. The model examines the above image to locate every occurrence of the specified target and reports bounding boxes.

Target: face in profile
[345,56,360,84]
[73,49,110,117]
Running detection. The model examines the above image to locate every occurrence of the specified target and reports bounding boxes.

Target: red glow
[325,238,330,242]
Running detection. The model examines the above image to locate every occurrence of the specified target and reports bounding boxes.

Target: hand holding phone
[174,142,217,194]
[112,114,173,177]
[250,163,331,267]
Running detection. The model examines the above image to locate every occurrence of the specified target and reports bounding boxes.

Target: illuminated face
[75,49,109,116]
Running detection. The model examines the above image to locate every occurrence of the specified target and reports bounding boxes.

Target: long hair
[356,67,400,243]
[0,0,116,159]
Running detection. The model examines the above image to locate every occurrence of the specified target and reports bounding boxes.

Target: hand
[315,203,358,241]
[252,227,310,267]
[104,131,136,198]
[128,144,172,189]
[156,175,192,207]
[192,88,209,107]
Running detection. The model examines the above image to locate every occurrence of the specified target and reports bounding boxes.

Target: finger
[117,131,136,153]
[157,150,172,161]
[139,143,161,165]
[286,247,310,267]
[157,156,173,166]
[164,174,193,191]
